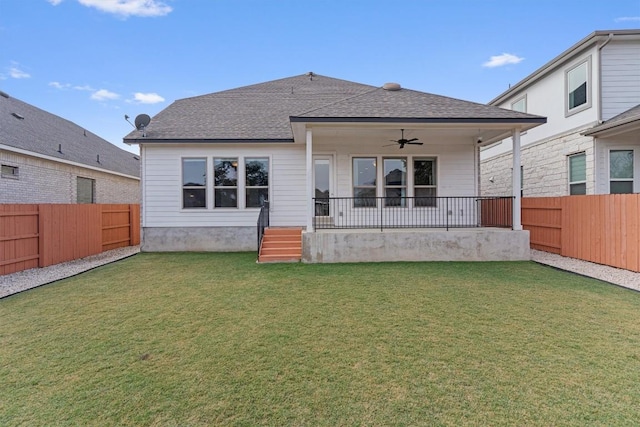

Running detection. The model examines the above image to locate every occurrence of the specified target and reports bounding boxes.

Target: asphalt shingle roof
[583,104,640,135]
[1,93,140,177]
[124,73,545,143]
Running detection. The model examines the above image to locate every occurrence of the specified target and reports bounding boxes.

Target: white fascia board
[0,143,140,181]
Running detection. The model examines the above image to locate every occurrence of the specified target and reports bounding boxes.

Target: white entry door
[313,155,333,217]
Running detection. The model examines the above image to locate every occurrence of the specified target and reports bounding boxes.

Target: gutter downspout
[597,33,614,123]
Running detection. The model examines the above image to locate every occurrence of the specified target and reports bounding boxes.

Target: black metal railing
[312,196,513,231]
[257,201,270,256]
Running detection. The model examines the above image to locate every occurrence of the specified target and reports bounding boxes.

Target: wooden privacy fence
[523,195,640,272]
[1,204,140,275]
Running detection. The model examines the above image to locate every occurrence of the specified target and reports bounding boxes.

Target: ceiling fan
[384,129,423,149]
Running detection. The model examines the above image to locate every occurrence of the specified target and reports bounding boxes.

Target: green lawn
[1,253,640,426]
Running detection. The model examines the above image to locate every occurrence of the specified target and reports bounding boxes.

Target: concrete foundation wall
[142,226,256,252]
[302,229,530,263]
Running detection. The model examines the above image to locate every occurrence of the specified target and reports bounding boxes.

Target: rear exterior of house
[127,74,545,263]
[1,93,140,204]
[481,30,640,197]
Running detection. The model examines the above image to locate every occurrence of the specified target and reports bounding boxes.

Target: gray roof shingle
[124,73,545,143]
[583,104,640,136]
[1,93,140,178]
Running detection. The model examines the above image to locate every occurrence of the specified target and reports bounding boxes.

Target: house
[0,92,140,204]
[124,73,545,263]
[481,29,640,197]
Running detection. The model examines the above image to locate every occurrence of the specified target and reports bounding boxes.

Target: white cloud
[47,0,63,5]
[482,53,524,68]
[8,63,31,79]
[77,0,172,17]
[74,84,94,91]
[615,16,640,22]
[49,81,71,89]
[91,89,120,101]
[131,92,165,104]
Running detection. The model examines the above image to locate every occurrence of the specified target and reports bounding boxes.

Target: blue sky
[1,0,639,154]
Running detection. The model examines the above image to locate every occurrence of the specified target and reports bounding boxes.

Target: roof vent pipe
[0,91,9,98]
[383,82,401,91]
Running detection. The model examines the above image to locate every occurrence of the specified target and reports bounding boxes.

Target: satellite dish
[134,114,151,130]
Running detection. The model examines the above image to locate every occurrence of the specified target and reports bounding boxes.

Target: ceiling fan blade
[407,138,419,142]
[407,142,424,145]
[382,143,398,147]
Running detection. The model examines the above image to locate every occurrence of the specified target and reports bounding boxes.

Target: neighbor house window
[77,177,95,204]
[1,164,19,179]
[568,152,586,195]
[414,158,437,207]
[214,158,238,207]
[384,158,407,207]
[609,150,634,194]
[511,95,526,113]
[182,158,207,208]
[353,157,377,207]
[566,58,591,115]
[245,158,269,208]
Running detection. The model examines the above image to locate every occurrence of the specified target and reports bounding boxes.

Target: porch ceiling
[290,122,523,147]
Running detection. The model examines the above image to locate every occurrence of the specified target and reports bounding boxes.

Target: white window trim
[181,157,208,210]
[567,152,587,195]
[565,56,592,117]
[350,155,439,208]
[607,148,638,194]
[511,94,527,113]
[213,157,239,209]
[1,164,19,180]
[244,156,271,209]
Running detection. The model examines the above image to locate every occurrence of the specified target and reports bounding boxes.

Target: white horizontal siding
[142,144,306,228]
[601,40,640,121]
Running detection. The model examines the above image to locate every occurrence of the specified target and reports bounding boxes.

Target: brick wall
[1,150,140,204]
[481,131,595,197]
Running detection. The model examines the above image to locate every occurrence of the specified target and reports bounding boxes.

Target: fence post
[37,204,46,267]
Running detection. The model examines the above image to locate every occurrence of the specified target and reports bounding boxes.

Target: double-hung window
[414,158,437,207]
[353,157,377,207]
[182,158,207,208]
[566,58,591,115]
[77,177,95,204]
[568,153,586,195]
[383,158,407,207]
[245,158,269,208]
[609,150,634,194]
[511,95,526,113]
[214,158,238,207]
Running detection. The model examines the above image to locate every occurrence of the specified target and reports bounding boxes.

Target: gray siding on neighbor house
[601,40,640,121]
[1,150,140,204]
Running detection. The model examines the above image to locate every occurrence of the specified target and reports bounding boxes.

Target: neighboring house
[1,92,140,204]
[481,29,640,197]
[125,73,545,263]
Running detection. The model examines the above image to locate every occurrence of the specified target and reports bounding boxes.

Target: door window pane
[314,159,330,216]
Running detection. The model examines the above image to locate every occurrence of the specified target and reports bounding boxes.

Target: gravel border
[531,249,640,292]
[1,247,638,299]
[0,246,140,299]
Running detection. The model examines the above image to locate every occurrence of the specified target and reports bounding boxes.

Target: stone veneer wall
[481,131,595,197]
[0,150,140,204]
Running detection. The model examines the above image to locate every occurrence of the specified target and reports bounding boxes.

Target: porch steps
[258,228,303,263]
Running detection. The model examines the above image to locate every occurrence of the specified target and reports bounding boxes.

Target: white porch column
[306,129,314,232]
[512,129,522,230]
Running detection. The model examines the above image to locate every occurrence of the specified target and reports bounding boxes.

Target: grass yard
[1,253,640,426]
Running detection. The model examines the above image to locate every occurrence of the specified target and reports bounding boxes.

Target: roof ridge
[292,86,382,117]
